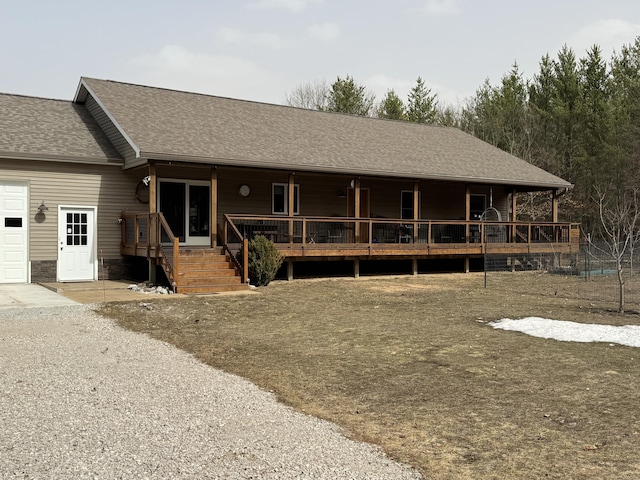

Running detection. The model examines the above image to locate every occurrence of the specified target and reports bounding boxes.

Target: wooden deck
[120,212,580,289]
[223,215,580,259]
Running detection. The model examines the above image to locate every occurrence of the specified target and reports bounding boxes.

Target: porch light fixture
[142,175,151,186]
[37,201,48,213]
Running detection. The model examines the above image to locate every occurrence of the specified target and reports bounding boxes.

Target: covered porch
[118,161,579,290]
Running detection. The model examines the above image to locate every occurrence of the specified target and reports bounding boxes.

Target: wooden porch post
[287,260,294,281]
[149,162,157,214]
[552,189,559,223]
[148,162,157,284]
[288,173,295,243]
[511,188,517,243]
[210,167,217,247]
[465,185,471,222]
[354,178,361,243]
[413,180,419,243]
[465,185,471,273]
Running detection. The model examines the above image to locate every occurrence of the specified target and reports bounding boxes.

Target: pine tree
[377,90,406,120]
[406,77,438,124]
[324,75,375,116]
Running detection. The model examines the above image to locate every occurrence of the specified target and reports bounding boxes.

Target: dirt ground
[99,271,640,479]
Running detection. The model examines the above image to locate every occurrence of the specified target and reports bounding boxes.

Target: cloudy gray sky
[2,0,639,107]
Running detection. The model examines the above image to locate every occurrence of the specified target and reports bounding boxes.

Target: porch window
[470,194,486,220]
[272,183,299,215]
[401,190,420,219]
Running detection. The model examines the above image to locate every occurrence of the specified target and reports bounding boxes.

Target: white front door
[0,181,28,283]
[58,206,96,282]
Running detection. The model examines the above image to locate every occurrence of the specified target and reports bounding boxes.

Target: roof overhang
[74,78,142,159]
[134,151,573,190]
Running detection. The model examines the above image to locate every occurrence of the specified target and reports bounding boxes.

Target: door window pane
[66,211,89,246]
[188,185,210,237]
[159,182,186,242]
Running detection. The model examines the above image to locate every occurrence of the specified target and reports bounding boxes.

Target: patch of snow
[489,317,640,348]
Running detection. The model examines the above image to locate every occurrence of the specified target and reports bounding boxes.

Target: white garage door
[0,182,28,283]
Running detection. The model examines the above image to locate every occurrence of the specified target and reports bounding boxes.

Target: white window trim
[272,183,300,215]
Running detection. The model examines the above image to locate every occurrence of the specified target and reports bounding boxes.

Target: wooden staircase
[169,247,248,294]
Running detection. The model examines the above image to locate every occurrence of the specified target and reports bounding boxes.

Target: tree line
[285,36,640,231]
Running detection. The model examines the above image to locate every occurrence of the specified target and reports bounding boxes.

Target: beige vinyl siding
[85,96,137,162]
[0,159,141,261]
[214,168,510,221]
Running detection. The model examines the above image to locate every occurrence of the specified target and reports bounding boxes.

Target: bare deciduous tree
[597,187,640,313]
[284,80,329,110]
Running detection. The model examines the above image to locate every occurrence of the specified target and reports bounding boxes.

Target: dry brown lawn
[99,271,640,479]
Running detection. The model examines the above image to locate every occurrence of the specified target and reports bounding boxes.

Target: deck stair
[169,247,248,294]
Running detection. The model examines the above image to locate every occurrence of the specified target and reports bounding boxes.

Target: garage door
[0,182,28,283]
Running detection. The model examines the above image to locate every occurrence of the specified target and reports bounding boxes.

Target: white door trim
[57,205,98,282]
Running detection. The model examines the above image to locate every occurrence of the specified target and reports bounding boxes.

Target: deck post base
[287,260,294,281]
[148,259,157,284]
[354,258,360,279]
[412,258,418,276]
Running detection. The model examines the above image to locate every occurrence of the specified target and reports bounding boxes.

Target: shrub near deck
[100,272,640,480]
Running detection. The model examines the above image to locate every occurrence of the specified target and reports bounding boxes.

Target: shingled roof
[75,77,570,189]
[0,93,122,164]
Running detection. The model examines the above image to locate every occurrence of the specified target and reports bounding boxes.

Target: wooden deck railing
[222,214,249,284]
[223,214,580,250]
[121,212,580,268]
[120,212,249,284]
[120,212,181,289]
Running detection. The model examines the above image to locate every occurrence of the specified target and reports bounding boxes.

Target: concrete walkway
[0,284,79,308]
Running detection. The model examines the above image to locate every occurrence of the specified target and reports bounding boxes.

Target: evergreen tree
[406,77,438,124]
[324,75,375,116]
[552,45,581,181]
[377,89,406,120]
[529,54,560,173]
[576,45,610,191]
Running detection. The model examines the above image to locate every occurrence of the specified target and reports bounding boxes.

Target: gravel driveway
[1,305,421,479]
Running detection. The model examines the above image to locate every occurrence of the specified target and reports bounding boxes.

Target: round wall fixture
[136,180,150,203]
[238,184,251,197]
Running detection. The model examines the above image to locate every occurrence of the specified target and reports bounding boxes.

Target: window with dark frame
[272,183,299,215]
[401,190,420,219]
[470,194,486,220]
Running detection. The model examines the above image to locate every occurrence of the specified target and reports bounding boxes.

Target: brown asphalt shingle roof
[0,93,122,164]
[77,77,569,189]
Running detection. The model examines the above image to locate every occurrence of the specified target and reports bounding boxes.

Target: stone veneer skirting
[31,257,149,283]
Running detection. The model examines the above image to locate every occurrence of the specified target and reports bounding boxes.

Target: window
[401,190,420,219]
[66,212,88,246]
[272,183,299,215]
[470,194,486,220]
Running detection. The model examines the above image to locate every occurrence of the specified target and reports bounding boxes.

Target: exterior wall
[208,167,511,221]
[0,159,143,281]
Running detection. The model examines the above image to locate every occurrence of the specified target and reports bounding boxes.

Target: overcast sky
[2,0,639,107]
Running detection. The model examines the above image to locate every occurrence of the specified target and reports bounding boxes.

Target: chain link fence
[484,229,640,310]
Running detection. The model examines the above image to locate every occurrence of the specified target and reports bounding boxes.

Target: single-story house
[0,77,578,292]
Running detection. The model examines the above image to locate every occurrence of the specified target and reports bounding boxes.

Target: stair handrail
[155,212,180,290]
[222,214,249,284]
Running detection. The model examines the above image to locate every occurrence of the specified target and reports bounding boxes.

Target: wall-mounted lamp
[142,175,151,186]
[37,201,48,213]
